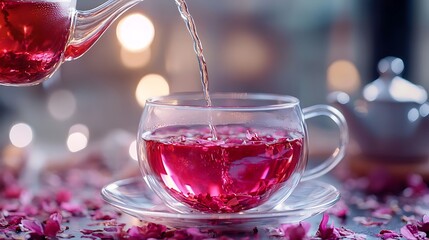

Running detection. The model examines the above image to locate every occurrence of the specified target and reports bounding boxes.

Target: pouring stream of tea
[175,0,218,140]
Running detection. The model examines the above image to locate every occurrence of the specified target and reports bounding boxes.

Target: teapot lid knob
[377,56,404,76]
[363,56,428,103]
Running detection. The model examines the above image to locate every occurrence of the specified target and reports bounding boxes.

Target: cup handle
[300,104,349,181]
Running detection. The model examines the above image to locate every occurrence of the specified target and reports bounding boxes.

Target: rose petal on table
[316,213,340,239]
[61,202,85,216]
[281,222,310,239]
[372,206,396,220]
[337,227,367,240]
[377,229,400,239]
[418,214,429,234]
[44,212,62,237]
[20,219,44,236]
[91,210,120,220]
[127,223,167,239]
[0,213,7,227]
[400,224,427,240]
[80,229,103,235]
[269,222,310,238]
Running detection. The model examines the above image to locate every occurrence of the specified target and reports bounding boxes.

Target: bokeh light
[120,47,151,69]
[408,108,419,122]
[420,103,429,117]
[363,84,378,101]
[116,13,155,52]
[67,132,88,153]
[47,89,77,120]
[9,123,33,148]
[135,74,170,107]
[128,140,138,161]
[67,124,89,153]
[327,60,361,93]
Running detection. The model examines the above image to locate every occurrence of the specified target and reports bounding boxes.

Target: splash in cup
[137,92,348,213]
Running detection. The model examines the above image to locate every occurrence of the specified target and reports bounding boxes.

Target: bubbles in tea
[142,125,304,213]
[0,0,71,85]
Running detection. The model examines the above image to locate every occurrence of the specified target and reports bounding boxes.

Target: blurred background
[0,0,428,173]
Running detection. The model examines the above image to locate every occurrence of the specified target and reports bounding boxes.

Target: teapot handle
[300,105,349,181]
[65,0,143,60]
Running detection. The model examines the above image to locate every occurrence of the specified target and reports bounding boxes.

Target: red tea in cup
[143,125,303,213]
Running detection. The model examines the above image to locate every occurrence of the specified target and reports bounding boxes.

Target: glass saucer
[101,178,340,230]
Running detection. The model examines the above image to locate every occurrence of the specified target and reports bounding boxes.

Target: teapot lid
[363,57,427,103]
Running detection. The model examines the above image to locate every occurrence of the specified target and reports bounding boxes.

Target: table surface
[1,154,428,240]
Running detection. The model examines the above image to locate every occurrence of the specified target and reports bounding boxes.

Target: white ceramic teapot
[329,57,429,160]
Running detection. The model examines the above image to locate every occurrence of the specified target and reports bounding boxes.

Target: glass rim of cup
[145,92,300,111]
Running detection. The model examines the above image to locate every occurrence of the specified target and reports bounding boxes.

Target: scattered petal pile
[1,162,429,239]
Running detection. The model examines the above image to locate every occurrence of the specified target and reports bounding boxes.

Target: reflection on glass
[129,140,138,161]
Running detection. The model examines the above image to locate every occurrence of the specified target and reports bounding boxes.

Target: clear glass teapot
[0,0,142,86]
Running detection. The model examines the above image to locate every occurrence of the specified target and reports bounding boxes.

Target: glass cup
[137,92,348,213]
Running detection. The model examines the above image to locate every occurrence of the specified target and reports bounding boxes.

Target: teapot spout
[65,0,143,60]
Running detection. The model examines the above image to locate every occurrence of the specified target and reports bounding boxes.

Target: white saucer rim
[101,177,340,220]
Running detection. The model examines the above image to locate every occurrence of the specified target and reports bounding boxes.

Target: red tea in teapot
[143,125,303,213]
[0,0,72,85]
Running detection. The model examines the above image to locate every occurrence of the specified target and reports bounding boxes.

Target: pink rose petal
[44,212,62,237]
[372,206,395,220]
[377,229,401,239]
[21,219,44,236]
[419,215,429,233]
[80,229,103,235]
[61,202,84,216]
[280,222,311,239]
[316,213,340,239]
[401,224,427,240]
[337,227,367,240]
[91,210,120,220]
[127,223,167,239]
